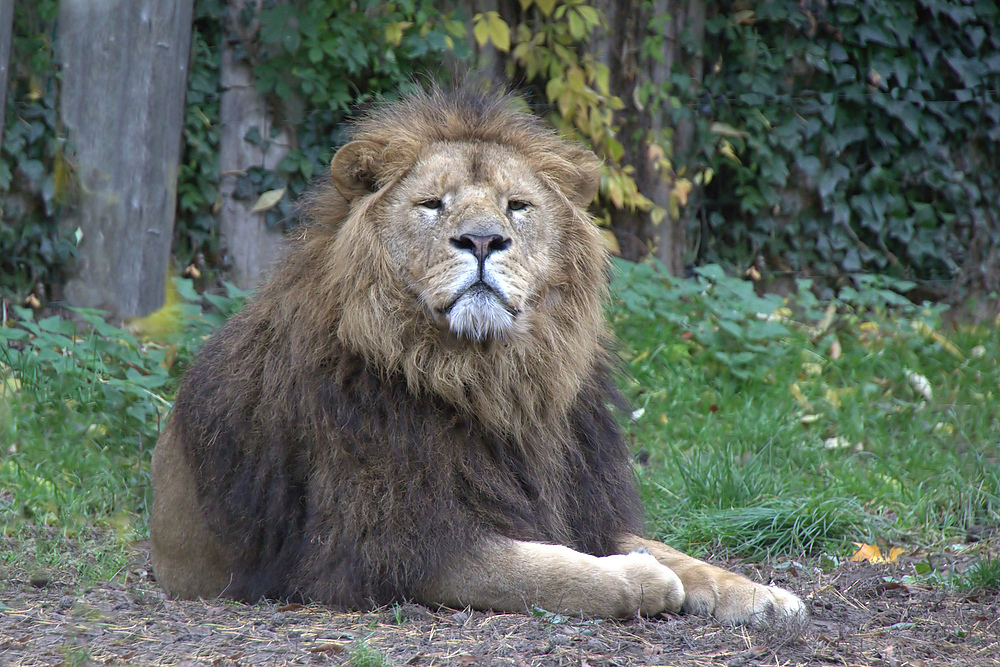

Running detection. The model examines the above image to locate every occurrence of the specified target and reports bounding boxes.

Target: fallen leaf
[802,362,823,377]
[905,370,933,401]
[850,542,905,564]
[250,187,286,213]
[912,321,963,359]
[790,382,812,410]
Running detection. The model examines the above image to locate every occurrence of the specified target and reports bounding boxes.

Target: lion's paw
[709,578,807,628]
[600,552,685,617]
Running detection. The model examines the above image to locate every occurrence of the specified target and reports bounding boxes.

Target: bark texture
[216,0,289,291]
[591,0,705,274]
[0,0,13,149]
[58,0,194,318]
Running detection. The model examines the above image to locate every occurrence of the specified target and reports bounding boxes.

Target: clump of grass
[664,498,874,559]
[960,556,1000,593]
[349,638,389,667]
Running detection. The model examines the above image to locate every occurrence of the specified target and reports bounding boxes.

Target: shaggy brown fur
[150,88,806,624]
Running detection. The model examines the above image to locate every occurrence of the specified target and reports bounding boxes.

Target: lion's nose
[450,233,511,264]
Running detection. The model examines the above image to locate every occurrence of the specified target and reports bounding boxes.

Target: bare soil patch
[2,540,998,666]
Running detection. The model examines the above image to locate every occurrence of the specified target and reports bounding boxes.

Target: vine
[695,0,1000,296]
[473,0,661,225]
[0,0,75,302]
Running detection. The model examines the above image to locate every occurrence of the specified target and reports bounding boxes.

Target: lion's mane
[168,89,642,606]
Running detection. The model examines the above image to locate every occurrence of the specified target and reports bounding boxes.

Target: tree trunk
[58,0,194,319]
[216,0,290,291]
[592,0,705,275]
[0,0,14,149]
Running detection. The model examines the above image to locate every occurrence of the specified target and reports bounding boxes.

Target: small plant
[0,277,248,534]
[960,556,1000,593]
[349,638,388,667]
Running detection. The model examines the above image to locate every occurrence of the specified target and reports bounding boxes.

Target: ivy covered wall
[693,0,1000,300]
[1,0,998,306]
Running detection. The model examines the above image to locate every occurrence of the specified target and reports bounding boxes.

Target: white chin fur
[447,291,515,341]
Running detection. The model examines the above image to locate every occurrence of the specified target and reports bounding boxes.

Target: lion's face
[379,141,563,342]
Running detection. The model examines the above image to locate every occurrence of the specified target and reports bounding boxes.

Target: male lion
[150,88,806,625]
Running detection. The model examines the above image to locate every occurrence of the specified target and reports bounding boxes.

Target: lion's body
[151,89,806,624]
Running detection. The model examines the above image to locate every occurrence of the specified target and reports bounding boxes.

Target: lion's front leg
[618,534,806,627]
[420,537,684,618]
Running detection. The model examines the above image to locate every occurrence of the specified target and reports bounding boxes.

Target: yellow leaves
[383,21,413,48]
[912,320,963,359]
[669,178,693,219]
[602,166,653,211]
[709,121,748,139]
[850,543,905,564]
[473,12,510,52]
[0,366,20,398]
[28,75,44,102]
[717,139,741,165]
[599,229,620,255]
[250,187,286,214]
[522,0,558,16]
[789,382,812,411]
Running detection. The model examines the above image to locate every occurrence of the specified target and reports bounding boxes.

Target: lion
[150,88,806,625]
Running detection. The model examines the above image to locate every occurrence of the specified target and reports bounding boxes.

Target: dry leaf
[250,187,286,214]
[906,370,933,401]
[789,382,812,410]
[850,542,904,564]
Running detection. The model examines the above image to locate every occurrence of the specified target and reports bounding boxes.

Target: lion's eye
[418,198,443,211]
[507,200,530,213]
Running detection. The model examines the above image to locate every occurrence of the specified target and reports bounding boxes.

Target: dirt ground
[1,539,998,667]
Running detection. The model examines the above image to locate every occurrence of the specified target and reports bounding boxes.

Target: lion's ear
[558,148,602,208]
[330,140,384,201]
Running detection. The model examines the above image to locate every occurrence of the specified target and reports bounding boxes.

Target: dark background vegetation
[1,0,998,315]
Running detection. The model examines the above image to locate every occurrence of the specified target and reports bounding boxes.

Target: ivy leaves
[698,0,1000,292]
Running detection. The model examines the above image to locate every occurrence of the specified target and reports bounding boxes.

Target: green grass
[0,280,246,581]
[349,638,389,667]
[612,259,1000,560]
[960,556,1000,593]
[1,263,998,587]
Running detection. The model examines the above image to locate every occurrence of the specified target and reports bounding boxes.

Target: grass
[0,279,246,582]
[611,260,1000,561]
[960,556,1000,593]
[1,263,998,588]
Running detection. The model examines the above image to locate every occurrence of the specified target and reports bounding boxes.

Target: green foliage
[694,0,1000,295]
[0,0,76,298]
[613,259,1000,558]
[348,638,388,667]
[220,0,468,238]
[174,0,224,267]
[0,279,247,531]
[492,1,656,215]
[960,555,1000,593]
[612,259,792,381]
